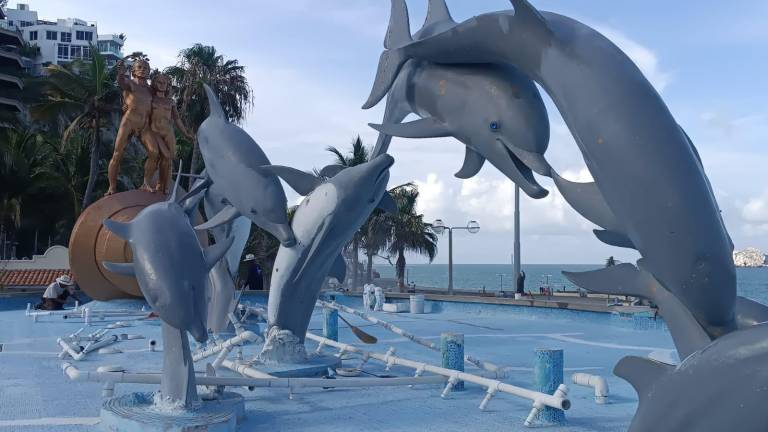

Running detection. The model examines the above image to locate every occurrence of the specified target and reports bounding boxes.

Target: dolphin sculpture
[189,174,252,334]
[192,83,295,247]
[102,164,233,406]
[362,0,739,341]
[258,154,397,363]
[369,0,551,199]
[612,322,768,431]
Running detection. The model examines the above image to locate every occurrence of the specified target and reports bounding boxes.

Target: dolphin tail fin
[103,218,131,241]
[614,355,674,405]
[102,261,135,276]
[563,263,712,359]
[593,229,636,249]
[362,0,412,109]
[319,164,346,178]
[203,83,225,120]
[259,165,321,196]
[735,296,768,328]
[203,235,235,272]
[178,174,212,205]
[377,192,398,214]
[195,205,241,231]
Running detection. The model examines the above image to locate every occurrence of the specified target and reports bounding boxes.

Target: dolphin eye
[489,121,500,132]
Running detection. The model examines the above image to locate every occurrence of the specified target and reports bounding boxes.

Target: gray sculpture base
[100,391,244,432]
[257,326,308,365]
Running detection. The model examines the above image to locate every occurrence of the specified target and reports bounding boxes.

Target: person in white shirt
[36,275,79,310]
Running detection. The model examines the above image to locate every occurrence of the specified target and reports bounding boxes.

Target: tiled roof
[0,269,72,287]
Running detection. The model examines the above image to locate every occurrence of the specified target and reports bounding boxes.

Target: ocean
[373,263,768,304]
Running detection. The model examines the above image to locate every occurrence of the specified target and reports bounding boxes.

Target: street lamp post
[432,219,480,295]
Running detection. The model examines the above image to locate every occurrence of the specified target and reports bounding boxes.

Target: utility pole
[512,185,521,286]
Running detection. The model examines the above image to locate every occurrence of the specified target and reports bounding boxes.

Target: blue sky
[16,1,768,264]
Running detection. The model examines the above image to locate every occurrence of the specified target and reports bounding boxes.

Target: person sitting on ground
[36,274,80,310]
[243,254,264,291]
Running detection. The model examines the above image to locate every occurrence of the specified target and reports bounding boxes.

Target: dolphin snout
[271,224,296,248]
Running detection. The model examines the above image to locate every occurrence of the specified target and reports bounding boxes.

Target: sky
[11,1,768,265]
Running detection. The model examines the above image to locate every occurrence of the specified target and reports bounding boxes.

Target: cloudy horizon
[13,0,768,265]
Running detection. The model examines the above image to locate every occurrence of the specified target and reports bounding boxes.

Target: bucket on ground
[410,294,425,314]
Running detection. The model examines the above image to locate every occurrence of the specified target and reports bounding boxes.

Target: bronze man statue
[148,73,194,194]
[106,59,159,195]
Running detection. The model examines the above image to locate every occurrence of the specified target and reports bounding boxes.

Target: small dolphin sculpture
[369,0,550,199]
[189,174,251,334]
[102,166,233,406]
[258,154,397,363]
[363,0,737,340]
[193,84,295,247]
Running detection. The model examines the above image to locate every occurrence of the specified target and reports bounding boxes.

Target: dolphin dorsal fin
[510,0,552,35]
[377,192,398,214]
[203,235,235,272]
[103,218,132,241]
[169,160,184,202]
[369,117,453,139]
[455,147,486,179]
[203,83,225,120]
[614,356,674,405]
[259,166,321,196]
[385,0,413,49]
[423,0,454,28]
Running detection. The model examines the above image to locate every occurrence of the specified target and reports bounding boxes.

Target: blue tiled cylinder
[441,332,465,391]
[533,348,565,424]
[323,308,338,342]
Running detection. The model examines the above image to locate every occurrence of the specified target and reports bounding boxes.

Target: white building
[2,3,124,75]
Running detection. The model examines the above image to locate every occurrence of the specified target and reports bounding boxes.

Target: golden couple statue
[106,58,194,195]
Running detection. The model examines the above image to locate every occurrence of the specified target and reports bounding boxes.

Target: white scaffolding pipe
[571,373,609,404]
[306,332,570,414]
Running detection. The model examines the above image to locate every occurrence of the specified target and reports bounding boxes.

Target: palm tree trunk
[366,251,374,283]
[396,248,406,292]
[189,140,200,186]
[351,233,360,290]
[82,114,100,209]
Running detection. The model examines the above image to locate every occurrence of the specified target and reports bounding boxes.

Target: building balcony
[0,49,24,68]
[0,21,24,46]
[0,72,24,89]
[0,96,24,112]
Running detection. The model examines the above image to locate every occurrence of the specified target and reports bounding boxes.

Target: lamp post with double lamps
[432,219,480,295]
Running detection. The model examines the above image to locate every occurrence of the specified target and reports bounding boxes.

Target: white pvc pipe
[571,373,609,404]
[61,362,445,389]
[305,332,570,412]
[316,300,507,376]
[57,338,85,361]
[82,335,120,354]
[191,331,260,363]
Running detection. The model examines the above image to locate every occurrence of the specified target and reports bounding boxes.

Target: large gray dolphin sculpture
[193,84,295,247]
[369,0,550,199]
[363,0,737,339]
[258,154,396,363]
[102,166,233,407]
[613,322,768,432]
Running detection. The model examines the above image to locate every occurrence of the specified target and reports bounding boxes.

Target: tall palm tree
[164,44,253,174]
[325,136,370,289]
[30,48,120,208]
[381,185,438,291]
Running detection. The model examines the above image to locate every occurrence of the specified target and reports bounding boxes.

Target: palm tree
[0,128,56,249]
[164,44,253,174]
[325,136,370,289]
[30,48,120,208]
[360,208,389,283]
[380,185,438,291]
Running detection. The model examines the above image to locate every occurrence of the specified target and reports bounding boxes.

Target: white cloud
[595,26,672,93]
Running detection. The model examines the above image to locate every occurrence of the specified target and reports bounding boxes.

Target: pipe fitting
[572,373,608,404]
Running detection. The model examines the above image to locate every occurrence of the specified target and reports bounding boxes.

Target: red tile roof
[0,269,72,287]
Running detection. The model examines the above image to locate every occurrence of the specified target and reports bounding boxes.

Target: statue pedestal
[99,391,244,432]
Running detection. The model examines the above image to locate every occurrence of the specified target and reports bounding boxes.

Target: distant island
[733,248,767,267]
